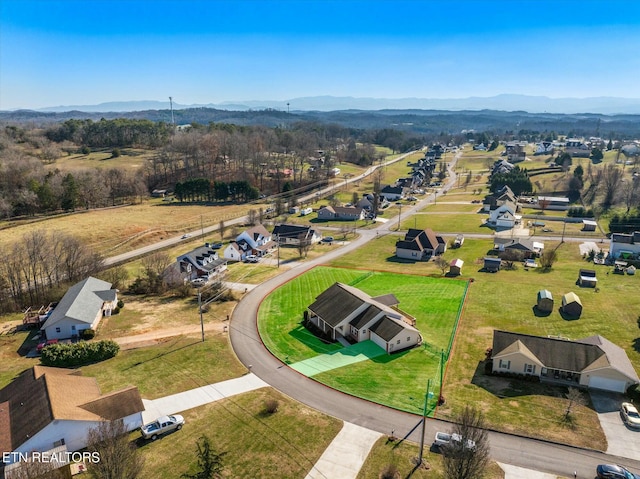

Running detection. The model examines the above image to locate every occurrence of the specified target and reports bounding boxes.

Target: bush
[40,340,119,367]
[263,399,279,414]
[81,146,91,155]
[111,148,121,158]
[81,329,96,340]
[112,307,120,315]
[117,299,124,309]
[379,464,400,479]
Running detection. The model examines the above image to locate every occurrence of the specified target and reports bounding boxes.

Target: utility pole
[198,290,205,342]
[418,379,431,465]
[397,202,402,231]
[276,235,280,268]
[169,96,175,128]
[561,219,567,243]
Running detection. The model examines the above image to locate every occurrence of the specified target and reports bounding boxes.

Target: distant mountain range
[27,94,640,115]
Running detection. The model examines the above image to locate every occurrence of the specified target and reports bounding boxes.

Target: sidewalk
[141,373,268,423]
[499,463,560,479]
[304,422,382,479]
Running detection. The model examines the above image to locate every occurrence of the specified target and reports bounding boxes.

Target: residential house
[561,292,582,317]
[306,283,422,354]
[536,290,554,313]
[272,224,321,246]
[491,330,639,393]
[41,277,117,341]
[534,141,555,155]
[505,141,527,163]
[609,231,640,259]
[317,205,365,221]
[0,366,144,464]
[449,259,464,276]
[494,238,544,259]
[223,225,276,262]
[483,257,501,272]
[578,269,597,288]
[490,159,514,177]
[488,201,520,228]
[395,228,446,261]
[564,138,591,158]
[177,245,227,281]
[379,185,405,202]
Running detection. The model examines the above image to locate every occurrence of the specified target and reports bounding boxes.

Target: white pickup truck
[433,431,476,450]
[141,414,184,440]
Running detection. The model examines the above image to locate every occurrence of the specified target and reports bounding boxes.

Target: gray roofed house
[307,283,422,354]
[317,205,365,221]
[273,224,321,246]
[491,330,639,393]
[395,228,446,261]
[42,277,117,340]
[379,185,405,201]
[609,231,640,259]
[177,245,228,281]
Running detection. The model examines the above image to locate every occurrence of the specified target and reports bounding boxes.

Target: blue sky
[2,0,639,110]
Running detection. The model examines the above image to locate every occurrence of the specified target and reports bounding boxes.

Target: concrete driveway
[590,391,640,460]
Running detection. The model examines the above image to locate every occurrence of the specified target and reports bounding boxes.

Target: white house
[609,231,640,259]
[491,330,639,393]
[307,283,422,354]
[272,224,321,246]
[0,366,144,465]
[224,225,276,261]
[177,245,227,280]
[488,201,520,228]
[317,205,365,221]
[41,277,117,340]
[379,185,405,202]
[395,228,446,260]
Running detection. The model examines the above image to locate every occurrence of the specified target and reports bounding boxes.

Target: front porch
[540,367,581,387]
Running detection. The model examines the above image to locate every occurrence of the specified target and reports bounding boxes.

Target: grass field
[47,148,155,172]
[401,210,489,233]
[137,388,342,479]
[258,266,467,414]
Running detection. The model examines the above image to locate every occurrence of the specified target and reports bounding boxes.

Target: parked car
[321,236,334,243]
[245,255,259,263]
[620,402,640,428]
[36,339,59,353]
[191,278,206,287]
[596,464,640,479]
[141,414,184,441]
[433,431,475,451]
[181,233,192,239]
[210,242,223,249]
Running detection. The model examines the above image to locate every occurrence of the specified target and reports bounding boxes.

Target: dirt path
[113,322,227,350]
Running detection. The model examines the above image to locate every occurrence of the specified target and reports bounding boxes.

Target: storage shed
[561,292,582,318]
[578,269,597,287]
[582,219,597,231]
[449,258,464,276]
[483,257,501,272]
[537,290,554,313]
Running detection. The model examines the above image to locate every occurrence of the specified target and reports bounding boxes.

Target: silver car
[141,414,185,440]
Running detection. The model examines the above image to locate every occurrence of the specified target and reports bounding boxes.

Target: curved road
[228,154,640,478]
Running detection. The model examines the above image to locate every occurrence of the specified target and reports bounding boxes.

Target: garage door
[589,376,626,393]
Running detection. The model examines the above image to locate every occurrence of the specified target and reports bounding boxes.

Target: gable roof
[308,283,366,327]
[562,292,581,306]
[369,316,405,341]
[43,277,114,328]
[403,228,441,251]
[537,289,553,301]
[349,304,383,329]
[0,366,143,452]
[272,223,317,239]
[244,224,271,242]
[381,185,404,195]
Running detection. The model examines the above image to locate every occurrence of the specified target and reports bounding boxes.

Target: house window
[55,327,61,333]
[71,325,76,331]
[407,337,411,342]
[498,359,510,370]
[524,364,536,374]
[396,340,401,345]
[541,367,547,376]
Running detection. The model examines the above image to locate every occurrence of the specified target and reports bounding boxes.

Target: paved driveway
[590,391,640,460]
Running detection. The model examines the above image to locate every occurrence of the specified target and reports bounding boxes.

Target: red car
[36,339,59,352]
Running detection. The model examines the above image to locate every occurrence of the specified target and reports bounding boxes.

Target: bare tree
[441,405,490,479]
[600,163,623,208]
[621,176,640,213]
[539,249,558,270]
[86,419,144,479]
[434,256,449,275]
[296,235,313,258]
[3,455,66,479]
[563,387,587,423]
[219,220,226,240]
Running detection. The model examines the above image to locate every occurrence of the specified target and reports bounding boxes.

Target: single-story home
[272,224,321,246]
[578,269,597,288]
[494,238,544,258]
[484,257,501,272]
[449,259,464,276]
[223,225,276,261]
[306,283,422,354]
[317,205,365,221]
[561,292,582,317]
[177,245,228,281]
[536,290,554,313]
[41,277,117,341]
[491,330,639,393]
[395,228,446,261]
[0,366,144,465]
[609,231,640,259]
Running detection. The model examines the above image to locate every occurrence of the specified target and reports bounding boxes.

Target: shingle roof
[245,224,271,242]
[308,283,366,327]
[371,294,399,307]
[272,224,316,239]
[349,305,383,329]
[369,316,405,341]
[43,277,114,328]
[562,292,582,306]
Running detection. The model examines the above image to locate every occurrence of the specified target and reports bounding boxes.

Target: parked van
[300,207,313,216]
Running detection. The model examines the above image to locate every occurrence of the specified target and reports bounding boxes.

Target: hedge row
[40,340,120,367]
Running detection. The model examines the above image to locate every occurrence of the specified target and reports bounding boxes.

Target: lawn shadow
[532,305,552,317]
[633,337,640,354]
[123,338,202,370]
[386,256,419,264]
[558,307,581,321]
[288,324,340,354]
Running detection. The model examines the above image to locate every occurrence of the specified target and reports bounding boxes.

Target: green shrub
[80,146,91,155]
[112,306,120,315]
[81,329,95,340]
[117,299,124,309]
[40,340,119,367]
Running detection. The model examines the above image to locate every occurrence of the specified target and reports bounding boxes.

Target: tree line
[174,179,259,203]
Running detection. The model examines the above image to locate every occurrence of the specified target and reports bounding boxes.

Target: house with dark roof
[395,228,446,261]
[609,231,640,259]
[0,366,144,465]
[317,205,365,221]
[307,283,422,354]
[223,224,276,261]
[483,257,501,272]
[491,330,639,393]
[41,277,117,341]
[494,238,544,259]
[379,185,405,202]
[177,245,228,281]
[272,224,321,246]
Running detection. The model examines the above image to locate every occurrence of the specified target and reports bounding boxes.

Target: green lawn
[137,388,342,479]
[258,266,467,414]
[401,211,489,233]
